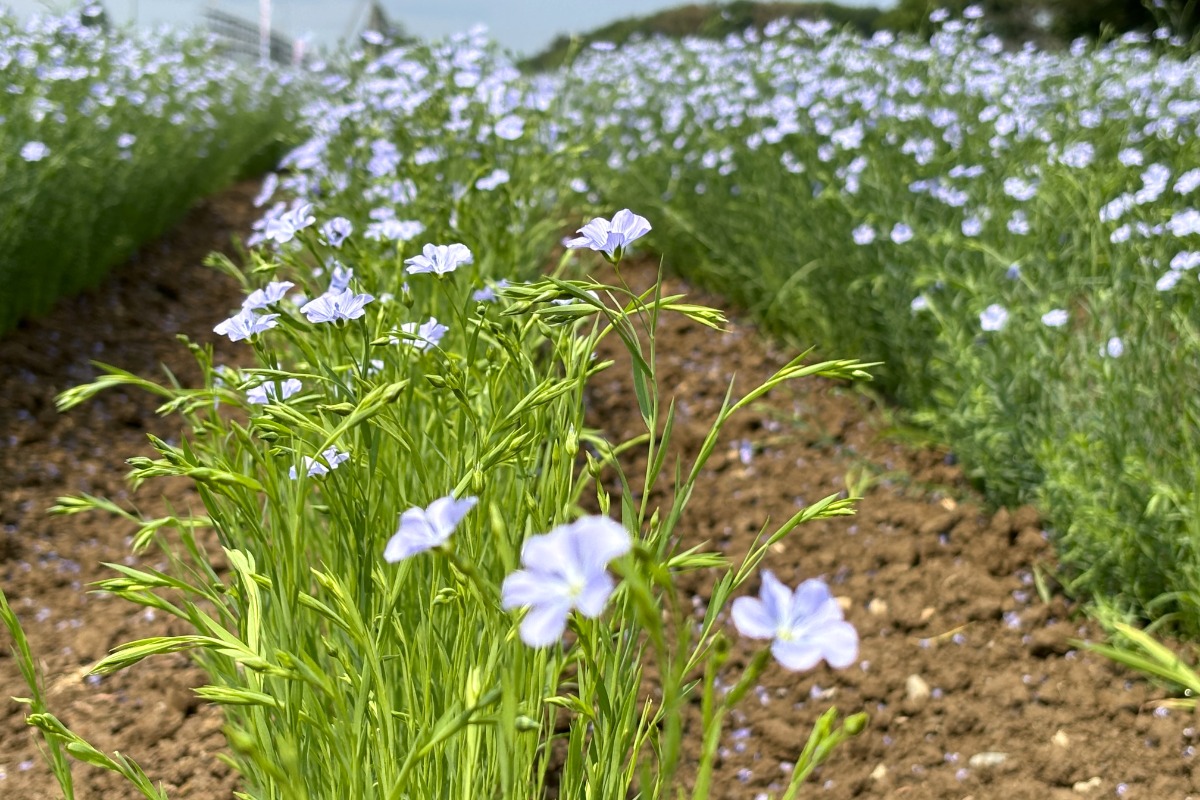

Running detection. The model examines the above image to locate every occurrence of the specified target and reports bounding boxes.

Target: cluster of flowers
[218,201,854,670]
[384,493,857,670]
[1,4,295,332]
[557,10,1200,346]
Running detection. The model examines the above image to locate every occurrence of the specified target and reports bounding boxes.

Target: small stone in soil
[967,751,1008,768]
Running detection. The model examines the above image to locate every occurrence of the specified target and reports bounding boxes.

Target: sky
[3,0,891,56]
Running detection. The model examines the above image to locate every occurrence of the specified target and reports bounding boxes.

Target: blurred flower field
[0,4,297,333]
[4,3,1200,798]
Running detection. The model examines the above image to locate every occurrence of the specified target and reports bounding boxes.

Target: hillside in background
[521,0,1198,70]
[520,1,882,71]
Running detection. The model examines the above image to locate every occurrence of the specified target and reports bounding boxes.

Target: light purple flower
[494,114,525,141]
[300,288,373,323]
[328,263,353,292]
[731,571,858,671]
[1104,336,1125,358]
[852,224,875,245]
[246,378,302,405]
[1158,270,1184,292]
[391,317,448,351]
[566,209,652,260]
[890,223,913,244]
[1041,309,1069,327]
[214,309,279,342]
[1170,251,1200,271]
[243,281,295,310]
[501,516,632,647]
[980,304,1008,332]
[1176,169,1200,195]
[1118,148,1144,167]
[321,217,353,248]
[383,495,479,562]
[265,202,316,245]
[473,279,509,302]
[1003,176,1038,202]
[253,173,279,208]
[476,168,510,191]
[289,446,349,480]
[20,141,49,162]
[404,243,473,276]
[365,218,425,243]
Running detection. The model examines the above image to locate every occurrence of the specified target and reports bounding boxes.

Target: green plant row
[0,6,297,334]
[560,13,1200,634]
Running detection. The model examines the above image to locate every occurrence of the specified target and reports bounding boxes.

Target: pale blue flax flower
[404,243,473,276]
[1041,309,1069,328]
[289,446,349,480]
[391,317,448,351]
[365,218,425,243]
[890,223,914,244]
[473,278,510,302]
[265,202,316,245]
[1158,270,1184,292]
[566,210,652,261]
[214,309,279,342]
[321,217,353,248]
[253,173,278,207]
[20,141,49,162]
[301,288,373,323]
[731,571,858,671]
[242,281,295,311]
[494,114,525,141]
[979,304,1008,332]
[328,263,354,292]
[246,378,302,405]
[475,168,510,191]
[501,516,632,647]
[383,495,479,562]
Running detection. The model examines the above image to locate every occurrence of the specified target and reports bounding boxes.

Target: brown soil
[1,185,1198,799]
[0,182,258,798]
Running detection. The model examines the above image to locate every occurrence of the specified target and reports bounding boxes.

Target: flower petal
[771,638,825,672]
[575,570,615,618]
[383,527,429,562]
[758,571,793,626]
[501,569,563,610]
[518,600,572,647]
[426,495,478,538]
[611,209,651,242]
[790,578,835,620]
[731,596,776,640]
[818,620,860,669]
[519,528,573,573]
[565,517,631,573]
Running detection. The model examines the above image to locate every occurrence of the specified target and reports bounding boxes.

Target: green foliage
[0,9,298,335]
[563,16,1200,637]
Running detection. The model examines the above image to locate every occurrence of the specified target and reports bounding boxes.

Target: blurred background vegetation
[522,0,1200,71]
